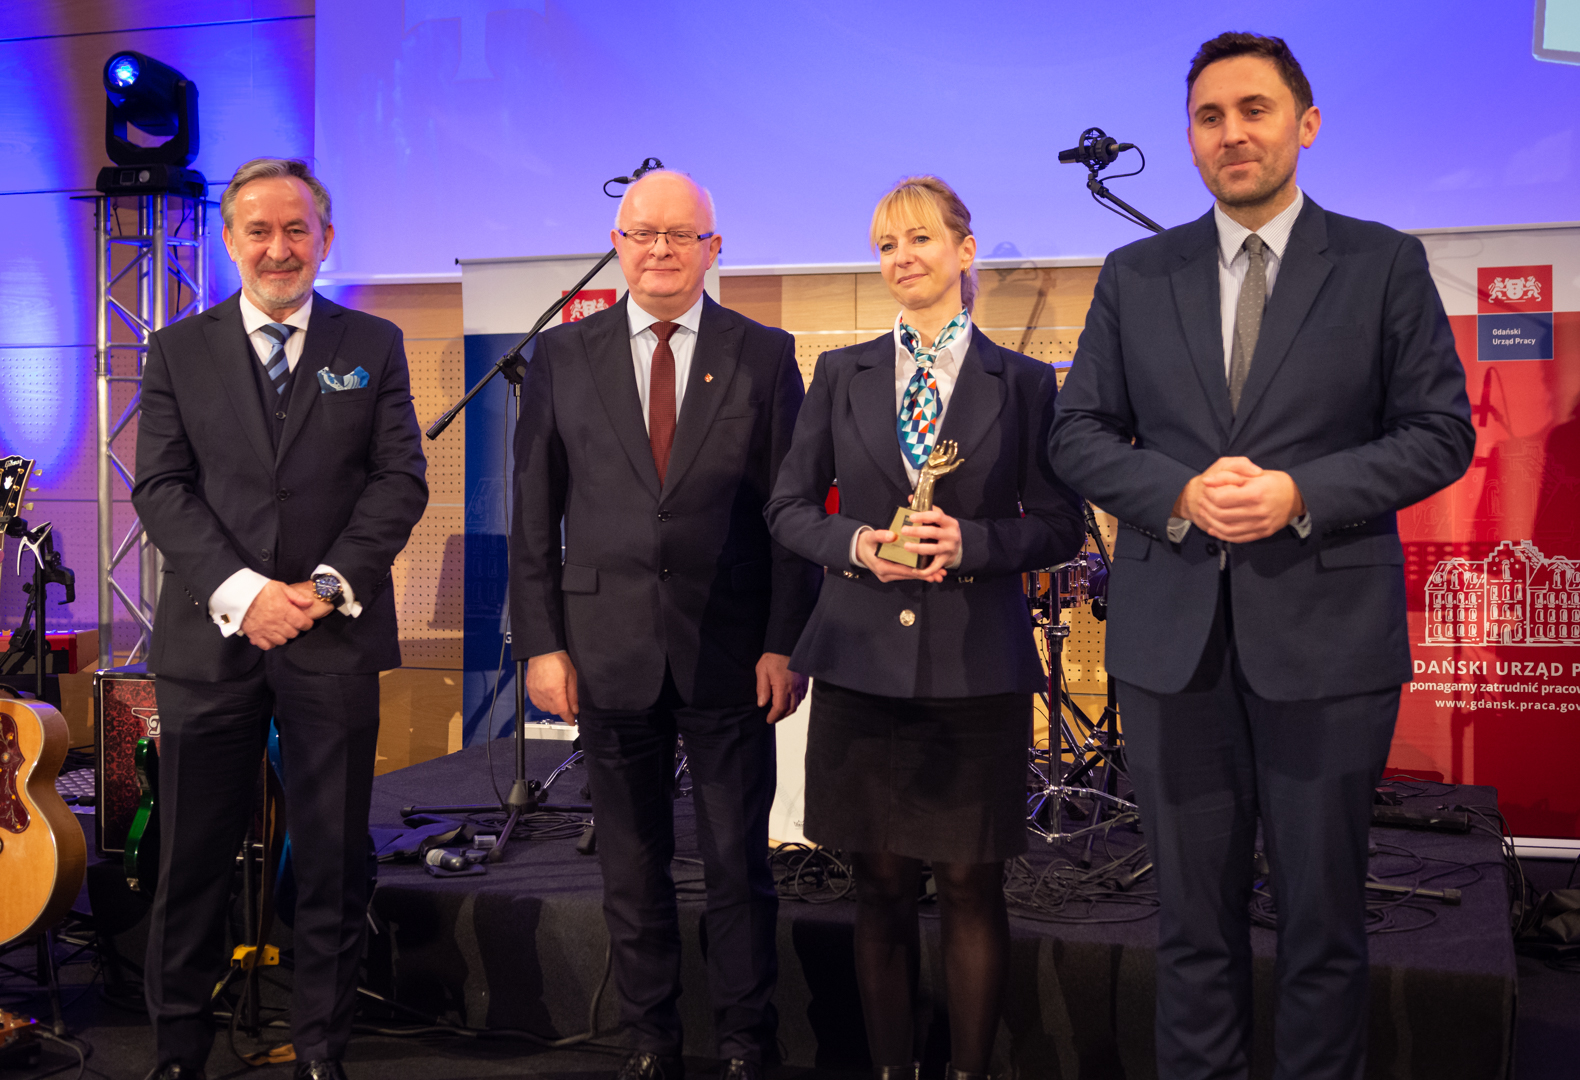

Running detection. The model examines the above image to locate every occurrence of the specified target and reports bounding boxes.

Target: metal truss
[94,194,208,670]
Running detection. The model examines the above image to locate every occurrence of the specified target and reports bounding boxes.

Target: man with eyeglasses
[509,170,819,1080]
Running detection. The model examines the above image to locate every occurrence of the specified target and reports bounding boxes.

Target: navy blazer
[133,291,430,680]
[766,327,1085,699]
[1048,198,1474,701]
[509,294,820,712]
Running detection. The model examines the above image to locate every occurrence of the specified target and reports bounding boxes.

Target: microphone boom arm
[425,246,618,440]
[1087,172,1164,235]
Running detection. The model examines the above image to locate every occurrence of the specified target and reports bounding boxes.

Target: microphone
[597,157,660,195]
[425,847,468,873]
[1058,130,1134,168]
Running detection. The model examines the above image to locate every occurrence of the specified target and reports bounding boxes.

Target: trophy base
[876,507,921,568]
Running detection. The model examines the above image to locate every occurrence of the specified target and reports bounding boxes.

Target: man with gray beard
[132,158,428,1080]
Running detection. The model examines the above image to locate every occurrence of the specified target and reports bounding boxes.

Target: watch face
[314,575,342,601]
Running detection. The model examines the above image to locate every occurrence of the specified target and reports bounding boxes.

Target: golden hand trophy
[877,440,964,567]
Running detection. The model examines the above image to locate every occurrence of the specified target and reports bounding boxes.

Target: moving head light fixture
[95,51,205,197]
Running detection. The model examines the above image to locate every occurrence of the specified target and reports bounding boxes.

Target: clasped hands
[855,500,963,584]
[240,579,335,651]
[1173,456,1305,544]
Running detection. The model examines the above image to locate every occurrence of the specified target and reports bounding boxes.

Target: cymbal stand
[1025,558,1135,845]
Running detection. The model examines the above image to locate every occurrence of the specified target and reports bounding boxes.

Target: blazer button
[659,569,671,581]
[275,410,287,420]
[657,511,672,522]
[277,490,291,501]
[260,549,271,560]
[899,609,916,627]
[1204,542,1219,556]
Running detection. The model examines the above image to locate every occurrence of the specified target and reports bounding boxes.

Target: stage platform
[367,739,1517,1080]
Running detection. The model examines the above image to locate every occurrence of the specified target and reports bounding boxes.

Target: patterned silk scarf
[896,310,969,470]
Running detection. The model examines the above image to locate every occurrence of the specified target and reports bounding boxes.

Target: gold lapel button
[899,609,916,627]
[704,373,713,382]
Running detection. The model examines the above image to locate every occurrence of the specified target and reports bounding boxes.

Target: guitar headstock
[0,456,35,529]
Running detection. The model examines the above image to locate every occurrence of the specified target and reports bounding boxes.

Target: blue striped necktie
[258,322,297,395]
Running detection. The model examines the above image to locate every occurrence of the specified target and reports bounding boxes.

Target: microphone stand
[1060,126,1165,235]
[424,248,617,442]
[406,157,664,860]
[1086,170,1164,235]
[404,265,610,859]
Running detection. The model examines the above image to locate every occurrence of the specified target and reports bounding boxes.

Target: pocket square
[317,366,370,393]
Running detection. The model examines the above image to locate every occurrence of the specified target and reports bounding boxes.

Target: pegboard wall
[317,284,466,672]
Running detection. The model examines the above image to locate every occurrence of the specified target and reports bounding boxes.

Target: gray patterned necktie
[1228,233,1266,414]
[258,322,297,395]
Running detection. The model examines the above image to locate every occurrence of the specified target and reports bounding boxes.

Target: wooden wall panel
[316,282,465,772]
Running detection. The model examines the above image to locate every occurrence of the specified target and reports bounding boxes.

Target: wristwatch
[312,573,344,605]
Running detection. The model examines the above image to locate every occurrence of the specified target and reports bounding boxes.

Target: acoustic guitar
[0,690,86,945]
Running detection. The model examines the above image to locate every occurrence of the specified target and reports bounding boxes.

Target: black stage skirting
[367,739,1516,1079]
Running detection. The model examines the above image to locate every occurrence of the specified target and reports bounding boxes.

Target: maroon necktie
[649,321,680,484]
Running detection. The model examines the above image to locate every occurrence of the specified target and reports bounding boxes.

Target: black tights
[851,852,1009,1074]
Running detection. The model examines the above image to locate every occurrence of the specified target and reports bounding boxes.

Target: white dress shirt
[627,293,705,431]
[849,310,973,568]
[208,292,360,637]
[1214,189,1303,376]
[1168,190,1311,548]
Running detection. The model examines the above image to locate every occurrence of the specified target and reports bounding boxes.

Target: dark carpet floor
[3,737,1578,1080]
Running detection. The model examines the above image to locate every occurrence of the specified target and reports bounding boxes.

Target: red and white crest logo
[1486,276,1542,303]
[561,289,617,322]
[1477,265,1553,314]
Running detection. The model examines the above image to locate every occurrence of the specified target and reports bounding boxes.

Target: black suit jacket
[1048,198,1474,700]
[509,294,820,712]
[133,291,429,681]
[765,327,1085,698]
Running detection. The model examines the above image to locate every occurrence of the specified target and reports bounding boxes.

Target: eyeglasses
[617,228,716,249]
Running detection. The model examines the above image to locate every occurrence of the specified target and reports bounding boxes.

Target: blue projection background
[0,0,1575,659]
[316,0,1578,278]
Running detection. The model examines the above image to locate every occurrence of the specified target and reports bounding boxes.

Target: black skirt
[803,679,1031,863]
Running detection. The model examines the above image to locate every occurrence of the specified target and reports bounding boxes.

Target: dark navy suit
[1049,199,1473,1078]
[133,291,428,1068]
[509,294,819,1061]
[765,326,1084,695]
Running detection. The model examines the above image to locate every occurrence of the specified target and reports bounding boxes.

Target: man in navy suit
[1048,33,1474,1079]
[134,159,428,1080]
[509,170,819,1080]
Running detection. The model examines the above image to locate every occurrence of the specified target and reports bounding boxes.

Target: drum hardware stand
[1,517,77,708]
[1025,503,1135,848]
[403,159,664,861]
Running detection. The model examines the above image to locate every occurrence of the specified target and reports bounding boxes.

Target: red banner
[1395,227,1580,838]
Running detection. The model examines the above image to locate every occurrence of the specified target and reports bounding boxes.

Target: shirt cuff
[1167,517,1191,544]
[209,568,270,637]
[1290,513,1313,538]
[314,564,363,618]
[849,526,872,568]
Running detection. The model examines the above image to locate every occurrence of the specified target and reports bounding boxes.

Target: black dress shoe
[294,1061,348,1080]
[721,1059,761,1080]
[874,1065,918,1080]
[148,1064,206,1080]
[944,1065,992,1080]
[616,1051,685,1080]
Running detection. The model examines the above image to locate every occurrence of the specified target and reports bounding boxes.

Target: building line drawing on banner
[1426,540,1580,646]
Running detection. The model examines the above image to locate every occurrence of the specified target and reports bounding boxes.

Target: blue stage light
[107,54,139,88]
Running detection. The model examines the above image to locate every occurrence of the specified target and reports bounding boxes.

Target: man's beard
[1211,156,1294,209]
[242,257,318,309]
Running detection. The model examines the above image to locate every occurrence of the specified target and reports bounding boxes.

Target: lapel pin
[704,373,713,383]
